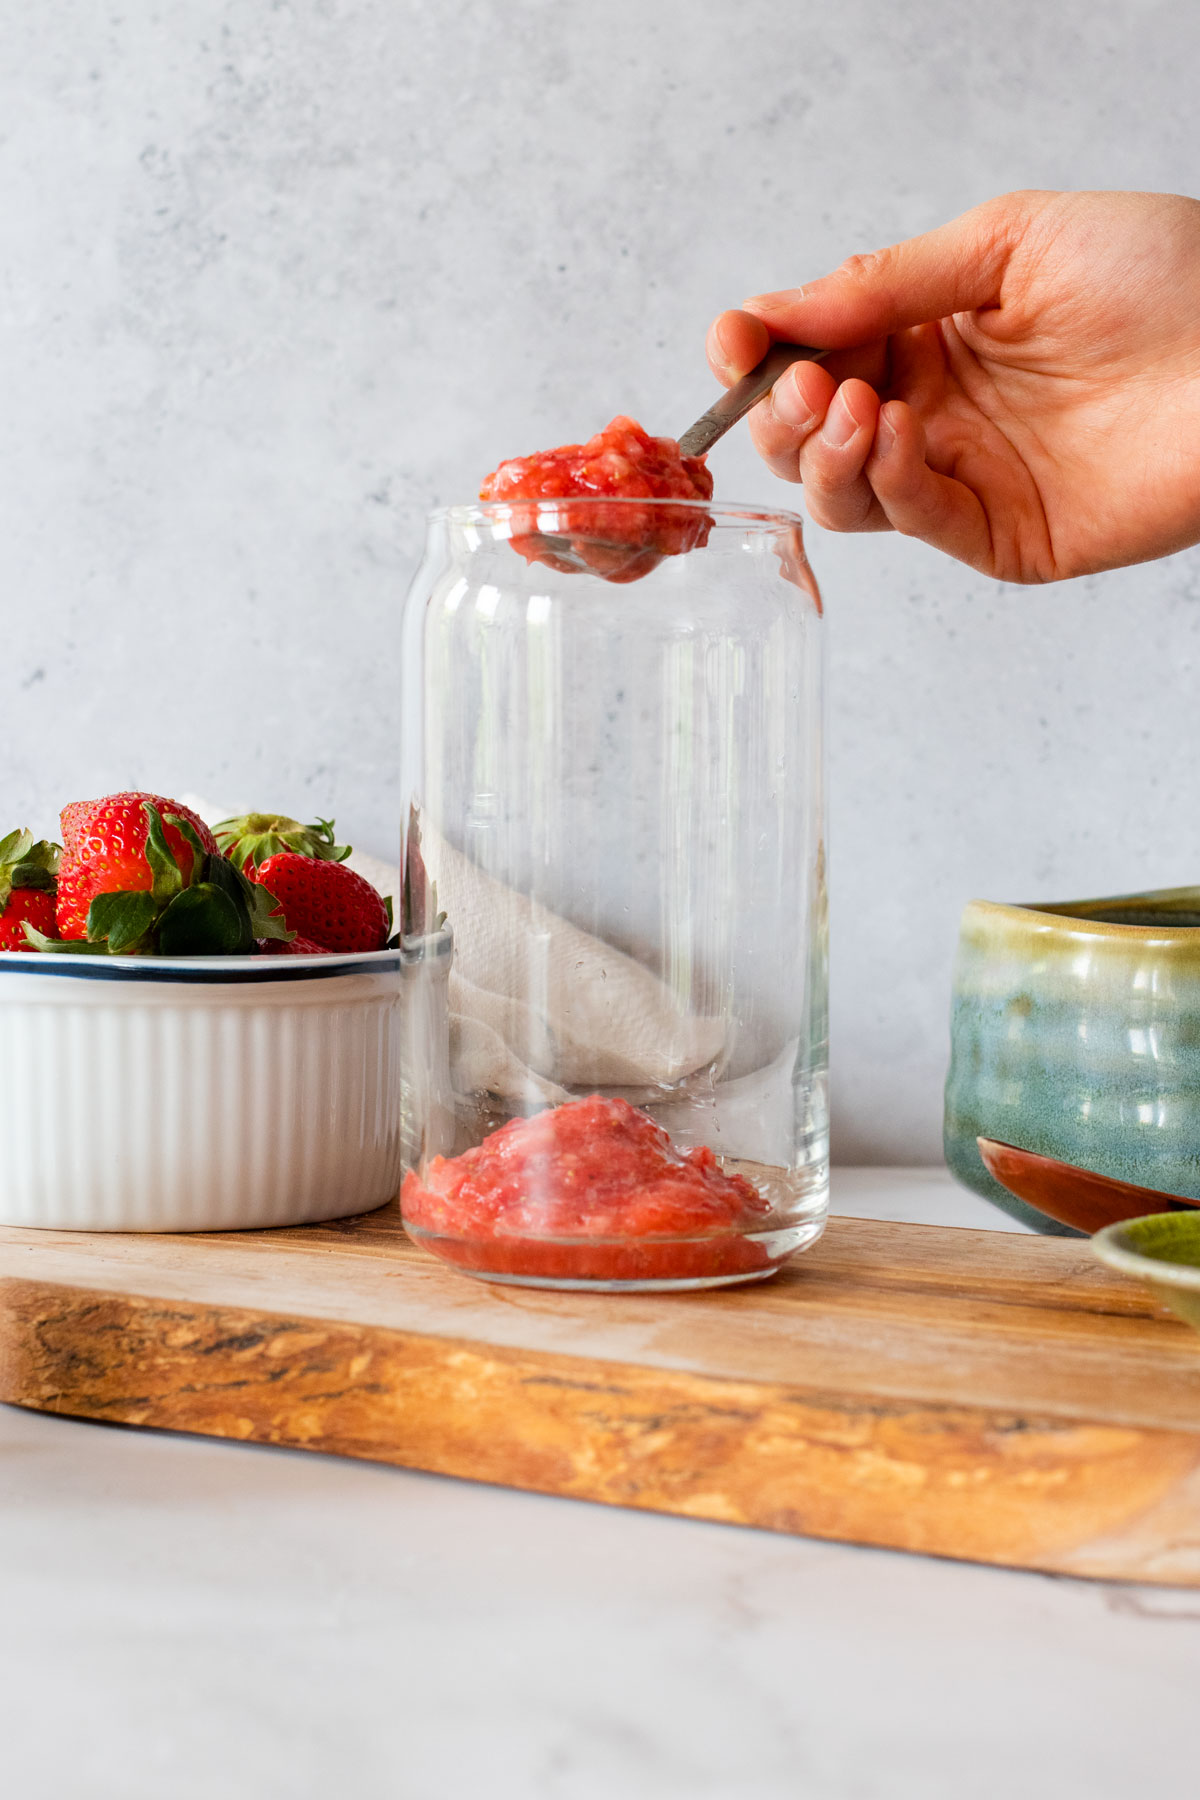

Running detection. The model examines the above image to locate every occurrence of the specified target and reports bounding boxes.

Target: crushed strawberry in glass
[480,416,714,583]
[401,1094,776,1285]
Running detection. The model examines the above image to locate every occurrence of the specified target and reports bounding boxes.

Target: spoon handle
[678,341,829,459]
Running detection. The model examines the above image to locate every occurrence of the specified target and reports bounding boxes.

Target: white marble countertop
[2,1169,1198,1800]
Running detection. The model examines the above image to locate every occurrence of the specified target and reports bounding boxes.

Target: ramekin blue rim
[0,948,404,984]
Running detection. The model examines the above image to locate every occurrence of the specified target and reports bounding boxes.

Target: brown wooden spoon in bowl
[977,1138,1200,1235]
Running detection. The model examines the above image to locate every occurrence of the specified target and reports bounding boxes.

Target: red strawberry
[56,792,220,940]
[249,853,389,953]
[0,830,60,952]
[256,933,331,956]
[0,889,57,949]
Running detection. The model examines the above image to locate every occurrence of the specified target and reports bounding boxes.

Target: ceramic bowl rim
[964,888,1200,943]
[1091,1213,1200,1292]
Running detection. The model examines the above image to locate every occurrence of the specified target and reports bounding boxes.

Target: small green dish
[1091,1212,1200,1334]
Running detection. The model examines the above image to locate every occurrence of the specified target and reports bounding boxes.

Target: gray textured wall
[3,0,1198,1160]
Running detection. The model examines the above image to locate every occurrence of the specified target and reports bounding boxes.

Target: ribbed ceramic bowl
[944,887,1200,1235]
[1092,1211,1200,1334]
[0,942,449,1231]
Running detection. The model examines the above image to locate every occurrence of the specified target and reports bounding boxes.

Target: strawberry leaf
[196,855,255,949]
[184,855,293,949]
[316,819,353,865]
[142,804,185,903]
[10,863,58,893]
[214,812,351,871]
[0,829,32,866]
[234,863,293,942]
[22,925,112,955]
[165,813,211,884]
[156,884,249,954]
[87,891,159,954]
[0,830,60,909]
[205,853,258,940]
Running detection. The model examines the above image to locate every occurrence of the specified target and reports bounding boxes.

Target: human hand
[707,190,1200,582]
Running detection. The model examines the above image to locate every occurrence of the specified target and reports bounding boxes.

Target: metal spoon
[678,341,830,459]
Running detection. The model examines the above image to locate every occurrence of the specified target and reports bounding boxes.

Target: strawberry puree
[401,1094,773,1283]
[480,416,713,583]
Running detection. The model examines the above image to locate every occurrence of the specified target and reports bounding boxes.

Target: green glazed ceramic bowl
[944,887,1200,1235]
[1091,1212,1200,1334]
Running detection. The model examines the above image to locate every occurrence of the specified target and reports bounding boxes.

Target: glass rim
[430,498,807,532]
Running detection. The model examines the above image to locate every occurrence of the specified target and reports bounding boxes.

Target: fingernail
[710,316,734,369]
[875,411,898,460]
[770,373,817,431]
[744,285,808,310]
[821,393,859,449]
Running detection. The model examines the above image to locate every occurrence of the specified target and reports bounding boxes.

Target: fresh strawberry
[249,853,390,953]
[0,830,60,952]
[256,933,333,955]
[214,812,350,873]
[33,794,291,957]
[1,889,57,950]
[57,792,221,940]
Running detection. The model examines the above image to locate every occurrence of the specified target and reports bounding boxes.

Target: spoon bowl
[977,1137,1200,1235]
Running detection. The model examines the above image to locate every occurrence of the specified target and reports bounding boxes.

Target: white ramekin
[0,945,448,1231]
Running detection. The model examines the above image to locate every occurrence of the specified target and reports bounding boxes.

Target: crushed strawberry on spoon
[480,415,713,582]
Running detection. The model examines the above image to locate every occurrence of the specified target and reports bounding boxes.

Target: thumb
[745,192,1040,348]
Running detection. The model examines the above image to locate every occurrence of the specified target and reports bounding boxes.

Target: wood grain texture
[4,1205,1200,1584]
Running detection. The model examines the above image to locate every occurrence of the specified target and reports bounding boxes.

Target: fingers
[864,401,994,569]
[744,358,838,478]
[748,378,997,569]
[753,376,892,534]
[743,192,1040,349]
[706,309,771,386]
[800,382,884,531]
[707,309,891,391]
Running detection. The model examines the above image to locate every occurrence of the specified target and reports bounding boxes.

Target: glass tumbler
[398,498,827,1290]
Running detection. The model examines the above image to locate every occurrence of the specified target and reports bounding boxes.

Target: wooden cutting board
[3,1203,1200,1585]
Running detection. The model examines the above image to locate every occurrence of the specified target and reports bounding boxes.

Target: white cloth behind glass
[426,831,725,1100]
[182,799,724,1106]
